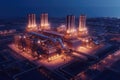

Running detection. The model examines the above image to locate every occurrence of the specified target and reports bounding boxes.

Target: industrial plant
[12,13,99,62]
[0,13,120,80]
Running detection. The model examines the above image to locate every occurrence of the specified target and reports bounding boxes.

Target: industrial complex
[0,13,120,80]
[12,13,98,62]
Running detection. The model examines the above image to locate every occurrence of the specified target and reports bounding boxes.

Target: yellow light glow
[48,54,62,61]
[85,39,89,42]
[79,27,87,32]
[67,28,76,34]
[57,24,66,32]
[41,23,50,27]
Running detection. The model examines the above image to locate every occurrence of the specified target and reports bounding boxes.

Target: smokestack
[71,15,75,29]
[31,14,35,27]
[79,15,86,31]
[45,13,48,25]
[66,15,75,33]
[33,14,34,26]
[33,14,36,26]
[40,13,49,30]
[43,14,45,26]
[40,14,43,28]
[28,14,31,28]
[66,15,70,31]
[27,13,37,31]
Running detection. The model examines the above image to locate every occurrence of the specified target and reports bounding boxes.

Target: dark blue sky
[0,0,120,18]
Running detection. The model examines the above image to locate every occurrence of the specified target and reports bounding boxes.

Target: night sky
[0,0,120,18]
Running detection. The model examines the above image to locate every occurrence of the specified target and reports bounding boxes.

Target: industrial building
[14,13,98,62]
[14,31,66,61]
[3,13,118,80]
